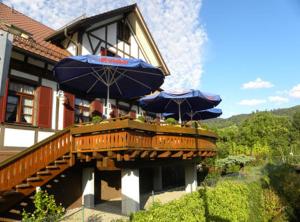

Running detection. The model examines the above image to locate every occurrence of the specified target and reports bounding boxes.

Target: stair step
[16,183,31,189]
[54,159,68,164]
[37,170,51,176]
[9,209,21,214]
[2,190,17,196]
[46,165,60,170]
[63,155,71,159]
[20,202,28,207]
[27,176,42,182]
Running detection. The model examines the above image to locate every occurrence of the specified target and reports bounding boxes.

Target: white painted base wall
[121,168,140,215]
[82,167,95,208]
[4,128,35,147]
[185,163,197,193]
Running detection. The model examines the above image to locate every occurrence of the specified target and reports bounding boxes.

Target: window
[5,82,35,124]
[117,21,131,44]
[75,98,91,123]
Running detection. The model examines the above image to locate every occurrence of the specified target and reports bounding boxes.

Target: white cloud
[268,96,289,104]
[289,84,300,98]
[238,99,266,106]
[3,0,206,90]
[242,78,274,89]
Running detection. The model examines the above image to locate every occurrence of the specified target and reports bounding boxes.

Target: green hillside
[204,105,300,129]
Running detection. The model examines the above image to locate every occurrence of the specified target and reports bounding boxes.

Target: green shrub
[165,118,177,125]
[263,188,288,222]
[203,180,264,222]
[92,115,102,123]
[22,190,65,222]
[263,164,300,221]
[131,192,205,222]
[131,179,287,222]
[136,115,145,122]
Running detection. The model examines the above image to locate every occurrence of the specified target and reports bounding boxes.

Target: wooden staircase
[0,128,75,216]
[0,117,218,219]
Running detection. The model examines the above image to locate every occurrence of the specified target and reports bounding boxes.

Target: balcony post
[185,162,197,193]
[82,167,95,208]
[153,166,163,191]
[121,168,140,215]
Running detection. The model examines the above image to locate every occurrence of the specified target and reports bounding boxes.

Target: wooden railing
[72,118,218,152]
[0,128,72,192]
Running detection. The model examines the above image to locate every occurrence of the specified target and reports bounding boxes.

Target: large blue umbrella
[54,55,164,117]
[139,89,221,123]
[163,108,222,121]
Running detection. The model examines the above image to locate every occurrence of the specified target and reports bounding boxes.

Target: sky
[2,0,300,118]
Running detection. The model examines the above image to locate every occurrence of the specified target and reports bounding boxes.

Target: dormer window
[117,20,130,44]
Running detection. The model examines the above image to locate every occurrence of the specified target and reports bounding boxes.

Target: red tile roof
[0,3,70,61]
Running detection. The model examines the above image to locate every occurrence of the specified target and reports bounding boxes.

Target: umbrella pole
[106,86,111,118]
[178,103,182,124]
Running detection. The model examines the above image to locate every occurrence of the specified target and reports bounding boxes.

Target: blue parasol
[139,89,221,123]
[163,108,222,121]
[53,55,164,117]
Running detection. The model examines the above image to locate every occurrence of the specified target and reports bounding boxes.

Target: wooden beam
[171,151,183,158]
[150,151,157,159]
[124,154,130,161]
[102,157,109,167]
[140,150,149,158]
[107,151,116,158]
[92,151,103,159]
[130,150,141,158]
[85,154,92,162]
[117,153,123,161]
[201,151,208,157]
[186,151,194,158]
[158,151,171,158]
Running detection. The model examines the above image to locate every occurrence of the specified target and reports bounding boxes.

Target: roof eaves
[45,4,137,42]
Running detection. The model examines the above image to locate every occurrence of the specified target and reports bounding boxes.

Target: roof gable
[46,4,170,75]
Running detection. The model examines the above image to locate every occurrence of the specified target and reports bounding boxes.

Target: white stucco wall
[4,128,35,147]
[37,131,54,142]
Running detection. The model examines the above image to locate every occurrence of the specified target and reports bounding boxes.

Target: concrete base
[82,167,95,208]
[185,163,197,193]
[153,166,162,191]
[121,168,140,215]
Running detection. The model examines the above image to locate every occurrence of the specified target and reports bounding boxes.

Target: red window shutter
[91,99,103,116]
[37,86,52,128]
[0,79,9,123]
[130,110,136,119]
[63,92,75,128]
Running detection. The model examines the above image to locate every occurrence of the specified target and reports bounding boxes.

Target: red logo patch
[100,57,128,65]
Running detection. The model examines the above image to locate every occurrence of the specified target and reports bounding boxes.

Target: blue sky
[200,0,300,117]
[3,0,300,118]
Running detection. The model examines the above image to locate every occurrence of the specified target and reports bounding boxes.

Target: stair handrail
[0,125,74,170]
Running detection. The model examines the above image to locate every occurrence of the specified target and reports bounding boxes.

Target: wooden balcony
[0,116,217,214]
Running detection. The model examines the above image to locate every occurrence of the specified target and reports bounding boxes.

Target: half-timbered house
[0,3,218,220]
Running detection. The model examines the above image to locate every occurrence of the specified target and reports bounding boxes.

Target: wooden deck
[0,117,217,214]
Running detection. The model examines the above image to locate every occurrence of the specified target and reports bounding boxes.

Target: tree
[238,112,291,161]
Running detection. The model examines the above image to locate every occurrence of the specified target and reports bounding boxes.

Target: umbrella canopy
[163,108,222,121]
[139,89,221,123]
[54,55,165,117]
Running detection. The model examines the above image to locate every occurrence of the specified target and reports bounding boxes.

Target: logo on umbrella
[100,57,129,65]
